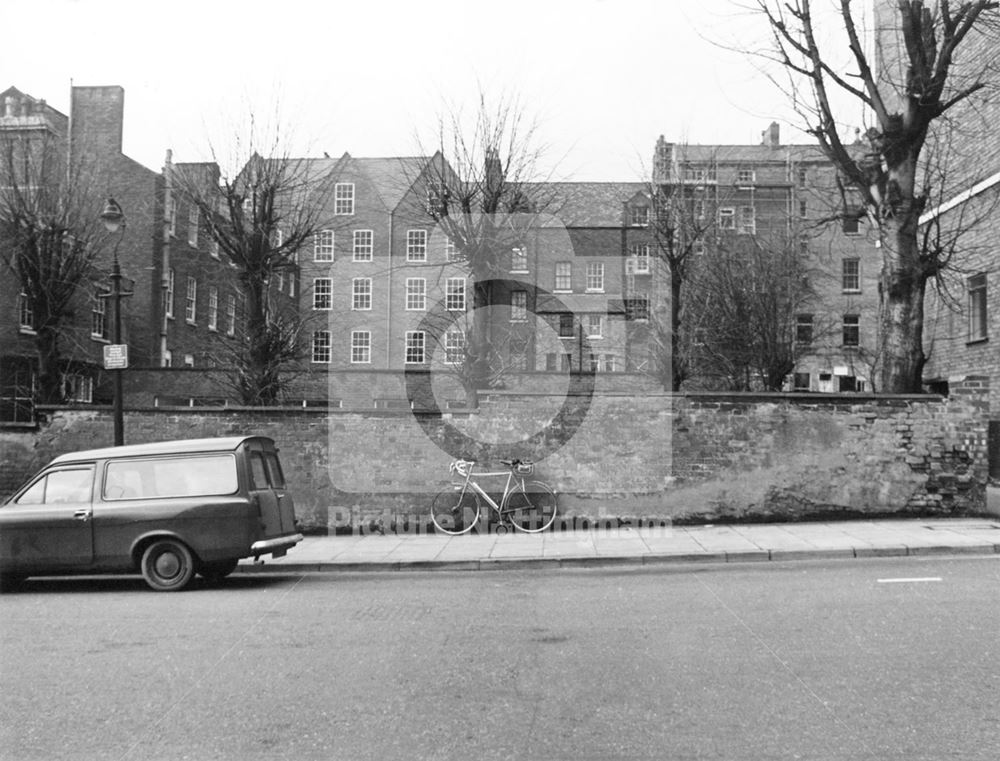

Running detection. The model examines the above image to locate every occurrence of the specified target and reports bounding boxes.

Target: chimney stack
[762,122,780,148]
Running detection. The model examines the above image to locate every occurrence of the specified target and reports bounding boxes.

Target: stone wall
[0,377,989,531]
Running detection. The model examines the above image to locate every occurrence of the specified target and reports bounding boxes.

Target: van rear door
[245,439,296,539]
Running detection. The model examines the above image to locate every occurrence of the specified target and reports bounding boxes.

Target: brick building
[157,153,304,378]
[653,124,882,391]
[294,153,665,406]
[0,85,160,419]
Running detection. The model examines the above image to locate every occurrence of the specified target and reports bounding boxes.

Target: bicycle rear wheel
[503,481,557,533]
[430,485,481,535]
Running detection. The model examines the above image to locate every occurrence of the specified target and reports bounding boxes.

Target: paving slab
[237,517,1000,573]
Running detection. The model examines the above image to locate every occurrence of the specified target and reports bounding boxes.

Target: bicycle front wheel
[503,481,557,533]
[430,485,481,535]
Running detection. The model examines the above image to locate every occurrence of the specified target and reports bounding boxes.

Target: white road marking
[877,577,943,584]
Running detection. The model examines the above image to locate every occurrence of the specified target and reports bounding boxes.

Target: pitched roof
[347,155,432,211]
[535,182,649,227]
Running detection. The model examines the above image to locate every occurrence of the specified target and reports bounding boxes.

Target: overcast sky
[1,0,863,181]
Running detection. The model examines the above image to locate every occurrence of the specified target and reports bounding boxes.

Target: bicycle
[430,458,558,535]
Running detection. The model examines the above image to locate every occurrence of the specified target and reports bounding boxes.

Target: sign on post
[103,344,129,370]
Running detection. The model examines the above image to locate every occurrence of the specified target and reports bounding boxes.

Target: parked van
[0,436,303,591]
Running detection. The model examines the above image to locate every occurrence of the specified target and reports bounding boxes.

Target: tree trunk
[878,214,927,393]
[670,265,684,391]
[461,277,493,408]
[34,326,63,404]
[242,280,281,406]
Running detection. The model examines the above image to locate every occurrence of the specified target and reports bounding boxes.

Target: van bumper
[250,533,304,559]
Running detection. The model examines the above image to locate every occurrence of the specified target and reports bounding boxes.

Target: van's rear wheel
[141,539,195,591]
[0,573,27,593]
[198,559,239,582]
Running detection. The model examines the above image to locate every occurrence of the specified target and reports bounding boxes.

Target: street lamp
[100,198,127,446]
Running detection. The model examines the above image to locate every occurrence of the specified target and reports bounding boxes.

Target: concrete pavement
[239,516,1000,574]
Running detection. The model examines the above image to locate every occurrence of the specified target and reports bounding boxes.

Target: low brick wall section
[0,376,989,531]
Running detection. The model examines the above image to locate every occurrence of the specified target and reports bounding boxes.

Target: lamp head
[100,198,125,233]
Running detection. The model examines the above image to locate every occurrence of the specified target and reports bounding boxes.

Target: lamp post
[100,198,127,446]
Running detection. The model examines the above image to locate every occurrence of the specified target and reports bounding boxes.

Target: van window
[265,453,285,489]
[249,452,269,490]
[15,466,95,505]
[104,454,238,500]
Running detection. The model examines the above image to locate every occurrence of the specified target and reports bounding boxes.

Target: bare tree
[752,0,999,392]
[171,122,335,405]
[0,128,110,404]
[417,90,558,404]
[684,234,817,391]
[646,144,742,390]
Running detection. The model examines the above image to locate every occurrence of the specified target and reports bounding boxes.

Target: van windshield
[104,454,238,500]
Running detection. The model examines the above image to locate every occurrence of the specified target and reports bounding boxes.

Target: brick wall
[1,379,988,531]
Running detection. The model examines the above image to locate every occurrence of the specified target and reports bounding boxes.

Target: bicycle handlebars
[449,458,532,477]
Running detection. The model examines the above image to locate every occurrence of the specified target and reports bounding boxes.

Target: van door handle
[73,509,92,522]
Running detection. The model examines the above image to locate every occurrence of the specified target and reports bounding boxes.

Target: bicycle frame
[453,463,524,516]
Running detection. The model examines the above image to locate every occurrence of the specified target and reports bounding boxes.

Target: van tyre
[198,559,239,582]
[0,573,26,593]
[141,539,196,591]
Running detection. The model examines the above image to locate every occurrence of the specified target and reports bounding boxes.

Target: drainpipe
[161,149,173,366]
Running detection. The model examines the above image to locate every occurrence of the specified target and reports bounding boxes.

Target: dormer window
[630,206,649,226]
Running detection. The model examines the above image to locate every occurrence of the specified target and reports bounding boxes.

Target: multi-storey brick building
[0,84,278,417]
[653,124,882,391]
[295,153,665,406]
[158,154,303,377]
[0,85,161,419]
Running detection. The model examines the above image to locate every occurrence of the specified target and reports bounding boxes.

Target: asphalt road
[2,556,999,761]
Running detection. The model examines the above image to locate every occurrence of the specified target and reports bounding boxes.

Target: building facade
[653,124,882,392]
[0,85,161,419]
[294,155,666,407]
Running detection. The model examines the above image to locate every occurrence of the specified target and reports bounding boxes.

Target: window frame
[629,244,650,273]
[313,277,333,311]
[17,291,35,333]
[353,229,373,261]
[968,273,988,342]
[795,314,814,345]
[841,258,861,293]
[511,290,527,322]
[558,313,574,338]
[405,278,427,311]
[334,183,355,215]
[587,314,604,339]
[165,269,175,319]
[352,278,372,311]
[185,276,197,325]
[226,293,236,337]
[586,262,605,293]
[554,261,572,292]
[511,247,528,273]
[314,230,335,262]
[187,205,199,248]
[404,330,426,364]
[207,286,219,331]
[446,277,466,311]
[406,229,428,262]
[351,330,371,364]
[842,314,860,347]
[444,328,465,364]
[312,330,332,363]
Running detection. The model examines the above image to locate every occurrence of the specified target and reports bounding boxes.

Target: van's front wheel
[141,539,196,591]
